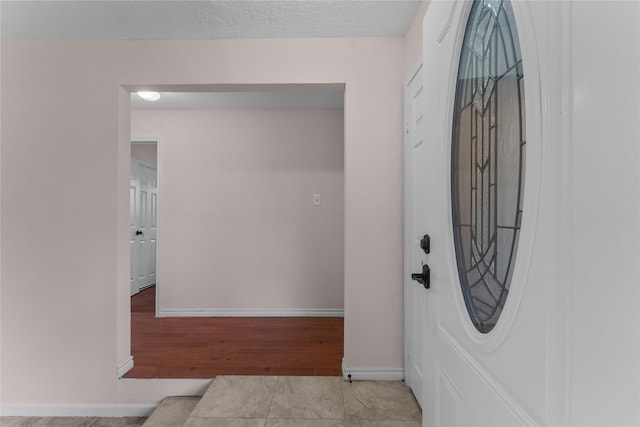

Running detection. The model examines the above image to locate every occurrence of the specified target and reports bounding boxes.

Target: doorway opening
[126,85,346,378]
[130,139,159,298]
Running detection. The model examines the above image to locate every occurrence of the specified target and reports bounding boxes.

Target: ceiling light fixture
[137,91,161,102]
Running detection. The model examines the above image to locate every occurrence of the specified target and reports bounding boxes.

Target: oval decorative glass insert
[451,0,526,334]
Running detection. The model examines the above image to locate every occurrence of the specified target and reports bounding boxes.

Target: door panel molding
[435,362,463,427]
[436,1,458,44]
[438,326,539,426]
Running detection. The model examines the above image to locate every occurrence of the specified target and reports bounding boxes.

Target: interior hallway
[126,287,344,378]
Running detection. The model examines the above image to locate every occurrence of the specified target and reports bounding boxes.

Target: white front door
[130,159,158,295]
[409,1,559,425]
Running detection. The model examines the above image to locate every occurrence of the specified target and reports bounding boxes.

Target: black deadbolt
[411,264,430,289]
[420,234,430,254]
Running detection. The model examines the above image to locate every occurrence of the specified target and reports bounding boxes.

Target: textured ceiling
[1,0,422,41]
[2,2,419,109]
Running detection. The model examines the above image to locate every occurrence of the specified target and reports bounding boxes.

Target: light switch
[313,194,321,206]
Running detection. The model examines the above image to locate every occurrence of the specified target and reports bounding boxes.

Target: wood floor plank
[125,286,344,378]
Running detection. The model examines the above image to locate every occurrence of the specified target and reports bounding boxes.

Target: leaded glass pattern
[451,0,525,334]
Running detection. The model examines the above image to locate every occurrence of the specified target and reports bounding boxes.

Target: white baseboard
[0,404,156,417]
[117,356,134,378]
[341,358,404,381]
[158,308,344,317]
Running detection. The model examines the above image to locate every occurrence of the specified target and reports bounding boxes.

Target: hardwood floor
[125,286,344,378]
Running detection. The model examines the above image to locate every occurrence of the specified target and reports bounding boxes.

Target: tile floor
[185,376,421,426]
[0,417,146,426]
[1,376,421,427]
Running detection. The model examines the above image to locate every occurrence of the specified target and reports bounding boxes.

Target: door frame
[131,137,162,316]
[403,55,424,405]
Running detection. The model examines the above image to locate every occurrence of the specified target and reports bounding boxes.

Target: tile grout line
[341,376,347,422]
[264,375,280,423]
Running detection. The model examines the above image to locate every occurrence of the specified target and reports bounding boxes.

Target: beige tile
[346,421,421,427]
[191,376,278,418]
[91,418,147,427]
[143,396,199,427]
[184,418,266,427]
[0,417,146,427]
[0,417,38,427]
[32,417,99,426]
[268,377,344,420]
[267,420,346,427]
[343,381,421,422]
[0,418,97,427]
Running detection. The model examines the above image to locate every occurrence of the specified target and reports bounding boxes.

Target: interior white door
[412,1,553,425]
[130,159,158,295]
[403,62,427,406]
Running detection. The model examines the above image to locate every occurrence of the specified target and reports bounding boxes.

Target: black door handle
[136,230,143,236]
[411,264,430,289]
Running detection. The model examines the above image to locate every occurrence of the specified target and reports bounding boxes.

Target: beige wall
[1,37,405,407]
[131,108,345,312]
[1,0,435,404]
